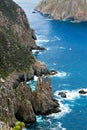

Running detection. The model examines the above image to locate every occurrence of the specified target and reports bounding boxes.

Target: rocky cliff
[36,0,87,21]
[0,0,38,79]
[0,76,60,127]
[0,0,59,127]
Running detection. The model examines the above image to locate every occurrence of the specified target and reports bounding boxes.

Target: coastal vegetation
[0,0,36,79]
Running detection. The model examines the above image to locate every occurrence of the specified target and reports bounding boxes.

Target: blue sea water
[14,0,87,129]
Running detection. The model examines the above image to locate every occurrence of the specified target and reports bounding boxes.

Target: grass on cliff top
[0,26,35,79]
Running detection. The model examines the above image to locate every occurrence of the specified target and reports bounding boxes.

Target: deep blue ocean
[14,0,87,129]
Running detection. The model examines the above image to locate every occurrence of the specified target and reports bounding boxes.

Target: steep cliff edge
[36,0,87,21]
[0,0,37,78]
[0,0,59,127]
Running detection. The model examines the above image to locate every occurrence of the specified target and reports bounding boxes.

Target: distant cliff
[36,0,87,21]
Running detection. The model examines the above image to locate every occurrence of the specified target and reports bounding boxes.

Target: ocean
[14,0,87,130]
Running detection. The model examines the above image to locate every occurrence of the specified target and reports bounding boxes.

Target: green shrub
[13,121,25,130]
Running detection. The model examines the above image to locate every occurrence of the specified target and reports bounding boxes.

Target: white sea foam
[27,76,38,91]
[52,71,70,78]
[61,84,71,87]
[69,48,72,51]
[55,89,80,101]
[36,116,43,123]
[32,50,39,54]
[48,100,71,119]
[58,122,66,130]
[34,76,38,81]
[59,46,66,50]
[53,63,57,66]
[37,39,49,43]
[54,36,61,41]
[36,35,49,46]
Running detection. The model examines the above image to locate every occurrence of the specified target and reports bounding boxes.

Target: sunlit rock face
[36,0,87,21]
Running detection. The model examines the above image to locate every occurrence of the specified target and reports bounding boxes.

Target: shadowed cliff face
[36,0,87,21]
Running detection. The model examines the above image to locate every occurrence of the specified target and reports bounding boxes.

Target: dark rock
[79,89,87,94]
[31,29,37,40]
[32,10,37,13]
[58,92,67,98]
[49,70,57,75]
[35,51,39,54]
[37,46,47,50]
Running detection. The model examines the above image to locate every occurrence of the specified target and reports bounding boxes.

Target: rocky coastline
[0,0,61,128]
[0,62,60,127]
[35,0,87,22]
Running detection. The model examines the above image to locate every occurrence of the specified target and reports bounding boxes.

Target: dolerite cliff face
[36,0,87,21]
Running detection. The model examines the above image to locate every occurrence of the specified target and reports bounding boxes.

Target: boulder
[49,70,57,75]
[58,92,67,98]
[79,89,87,94]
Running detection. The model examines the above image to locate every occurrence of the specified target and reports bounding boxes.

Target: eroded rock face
[33,61,49,76]
[32,76,60,115]
[14,82,36,124]
[36,0,87,21]
[0,76,60,126]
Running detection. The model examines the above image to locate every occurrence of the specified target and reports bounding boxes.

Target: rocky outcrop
[32,61,49,76]
[36,0,87,21]
[14,82,36,124]
[0,0,60,127]
[32,76,60,115]
[58,91,67,98]
[79,89,87,94]
[0,76,60,126]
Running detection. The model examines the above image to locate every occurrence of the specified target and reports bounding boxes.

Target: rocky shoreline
[0,62,61,127]
[35,0,87,22]
[0,0,61,128]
